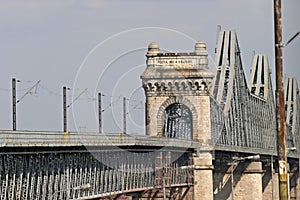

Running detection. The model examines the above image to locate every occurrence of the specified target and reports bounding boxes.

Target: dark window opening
[163,103,192,140]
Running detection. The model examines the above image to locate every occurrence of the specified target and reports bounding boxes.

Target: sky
[0,0,299,134]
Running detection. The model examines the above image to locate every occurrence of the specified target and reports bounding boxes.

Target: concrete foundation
[295,176,300,200]
[233,161,263,200]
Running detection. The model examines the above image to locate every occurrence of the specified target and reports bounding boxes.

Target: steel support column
[12,78,17,131]
[63,86,67,133]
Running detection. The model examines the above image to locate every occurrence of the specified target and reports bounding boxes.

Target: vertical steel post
[63,86,67,133]
[12,78,17,131]
[123,97,126,134]
[274,0,288,199]
[163,175,166,200]
[98,92,102,133]
[298,155,300,200]
[271,154,274,200]
[231,165,234,200]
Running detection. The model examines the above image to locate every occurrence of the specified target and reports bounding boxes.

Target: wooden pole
[274,0,288,199]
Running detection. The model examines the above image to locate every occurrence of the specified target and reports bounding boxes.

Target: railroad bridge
[1,30,300,200]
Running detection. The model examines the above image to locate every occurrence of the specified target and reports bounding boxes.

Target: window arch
[163,103,192,139]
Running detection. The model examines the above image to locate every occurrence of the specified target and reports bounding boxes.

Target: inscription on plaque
[155,58,197,67]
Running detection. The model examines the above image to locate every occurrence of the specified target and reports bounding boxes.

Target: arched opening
[163,103,192,139]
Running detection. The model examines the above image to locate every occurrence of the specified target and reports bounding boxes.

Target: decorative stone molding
[142,79,211,96]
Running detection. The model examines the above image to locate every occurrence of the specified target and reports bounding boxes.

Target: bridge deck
[0,131,200,149]
[1,131,298,159]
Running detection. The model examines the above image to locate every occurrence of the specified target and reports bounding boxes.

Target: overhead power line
[17,80,41,103]
[67,88,88,108]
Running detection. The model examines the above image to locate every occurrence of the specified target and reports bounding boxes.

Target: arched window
[163,103,192,139]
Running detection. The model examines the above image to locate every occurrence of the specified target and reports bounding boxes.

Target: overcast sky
[0,0,299,133]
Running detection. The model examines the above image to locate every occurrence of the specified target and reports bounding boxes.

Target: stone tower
[141,41,215,199]
[141,41,214,143]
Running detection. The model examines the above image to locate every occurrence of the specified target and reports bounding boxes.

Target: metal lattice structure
[285,77,300,150]
[0,136,193,200]
[211,30,300,152]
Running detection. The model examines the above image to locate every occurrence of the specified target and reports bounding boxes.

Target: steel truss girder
[0,150,193,199]
[210,30,300,151]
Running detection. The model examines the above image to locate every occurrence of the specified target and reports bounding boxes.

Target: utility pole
[12,78,17,131]
[123,97,126,134]
[98,92,102,133]
[63,86,68,134]
[274,0,288,199]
